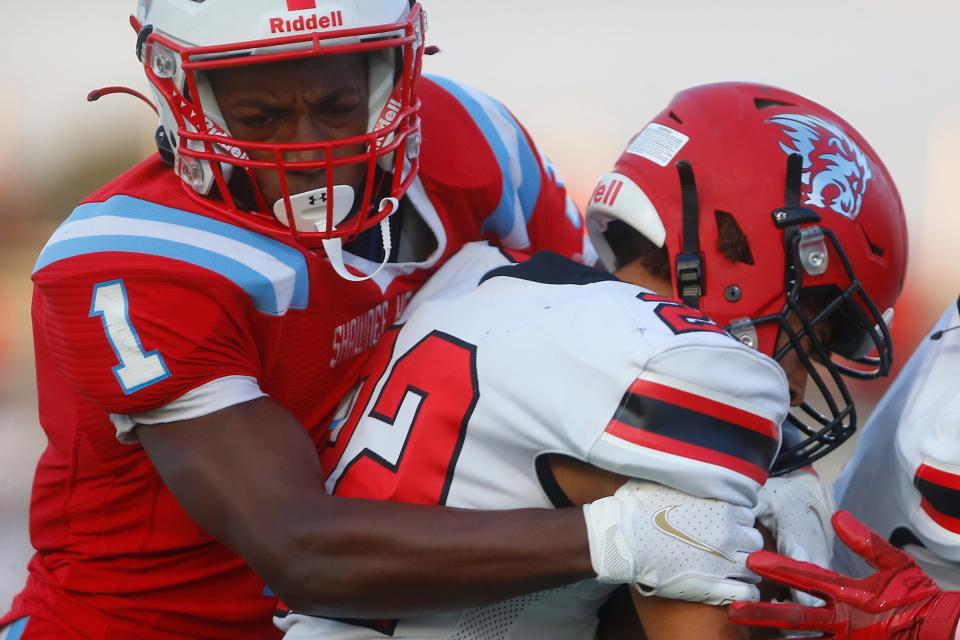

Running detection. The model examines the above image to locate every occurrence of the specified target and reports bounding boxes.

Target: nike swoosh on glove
[584,479,763,606]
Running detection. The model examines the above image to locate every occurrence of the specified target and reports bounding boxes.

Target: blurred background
[1,0,958,611]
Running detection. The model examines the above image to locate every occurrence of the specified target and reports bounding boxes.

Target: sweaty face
[208,53,371,209]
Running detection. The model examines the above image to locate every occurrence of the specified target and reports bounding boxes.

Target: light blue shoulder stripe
[427,75,543,238]
[488,100,543,220]
[34,195,310,316]
[39,237,287,314]
[4,617,30,640]
[61,195,307,272]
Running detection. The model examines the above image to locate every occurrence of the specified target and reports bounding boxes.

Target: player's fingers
[832,510,910,572]
[728,601,834,631]
[746,551,840,597]
[734,523,764,555]
[730,551,761,585]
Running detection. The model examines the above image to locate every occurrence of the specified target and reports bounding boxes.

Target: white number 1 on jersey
[90,280,170,395]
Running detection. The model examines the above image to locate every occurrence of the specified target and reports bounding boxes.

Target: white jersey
[833,297,960,589]
[281,242,789,640]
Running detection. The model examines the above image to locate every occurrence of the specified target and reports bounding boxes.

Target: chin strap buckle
[676,253,704,308]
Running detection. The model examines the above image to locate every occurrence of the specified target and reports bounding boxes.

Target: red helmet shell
[588,82,908,357]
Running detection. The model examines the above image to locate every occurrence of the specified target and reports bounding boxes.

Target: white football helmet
[135,0,426,267]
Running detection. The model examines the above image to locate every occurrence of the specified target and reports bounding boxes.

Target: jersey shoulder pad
[470,268,788,507]
[34,193,310,317]
[33,256,266,419]
[83,154,183,207]
[30,194,297,420]
[589,335,789,508]
[419,75,552,241]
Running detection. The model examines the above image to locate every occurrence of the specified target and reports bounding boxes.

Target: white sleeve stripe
[110,376,267,443]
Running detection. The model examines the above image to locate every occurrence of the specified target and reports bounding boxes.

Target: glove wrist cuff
[919,591,960,640]
[582,499,634,584]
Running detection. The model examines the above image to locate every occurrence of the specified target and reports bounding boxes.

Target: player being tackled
[278,81,908,639]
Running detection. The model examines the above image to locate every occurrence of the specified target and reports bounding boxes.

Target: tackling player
[0,2,624,638]
[730,295,960,639]
[276,81,908,639]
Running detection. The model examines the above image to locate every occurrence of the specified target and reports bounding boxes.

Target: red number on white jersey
[322,328,479,506]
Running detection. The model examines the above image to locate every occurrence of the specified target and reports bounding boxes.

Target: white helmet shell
[136,0,424,249]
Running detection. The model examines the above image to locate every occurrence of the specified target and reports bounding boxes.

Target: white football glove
[583,479,763,606]
[753,470,835,607]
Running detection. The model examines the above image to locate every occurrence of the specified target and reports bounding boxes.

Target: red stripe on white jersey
[920,497,960,535]
[605,419,768,485]
[916,463,960,492]
[628,378,779,440]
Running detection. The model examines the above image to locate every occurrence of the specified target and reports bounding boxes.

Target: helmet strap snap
[675,161,705,308]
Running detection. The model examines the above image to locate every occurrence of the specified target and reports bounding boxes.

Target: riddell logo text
[270,10,344,34]
[592,179,624,207]
[373,98,402,149]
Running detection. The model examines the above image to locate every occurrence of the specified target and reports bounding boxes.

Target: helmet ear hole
[603,220,670,279]
[155,126,175,166]
[714,211,754,265]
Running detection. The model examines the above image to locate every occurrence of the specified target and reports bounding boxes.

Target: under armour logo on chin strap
[308,193,328,207]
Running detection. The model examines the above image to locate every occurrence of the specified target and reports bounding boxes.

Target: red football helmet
[587,82,908,474]
[134,0,426,274]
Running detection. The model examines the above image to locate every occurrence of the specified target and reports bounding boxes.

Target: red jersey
[1,76,585,640]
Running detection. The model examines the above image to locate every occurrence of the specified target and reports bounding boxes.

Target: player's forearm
[139,399,593,618]
[632,595,748,640]
[273,498,593,617]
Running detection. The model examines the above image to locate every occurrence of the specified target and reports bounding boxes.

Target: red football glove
[729,510,960,639]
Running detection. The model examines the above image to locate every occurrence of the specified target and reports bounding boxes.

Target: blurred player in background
[0,1,618,638]
[833,295,960,589]
[276,81,909,640]
[731,296,960,639]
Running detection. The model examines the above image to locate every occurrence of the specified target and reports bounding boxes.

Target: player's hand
[728,510,960,639]
[754,470,834,606]
[583,479,763,606]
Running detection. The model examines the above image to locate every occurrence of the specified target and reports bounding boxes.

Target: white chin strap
[321,198,398,283]
[273,186,398,283]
